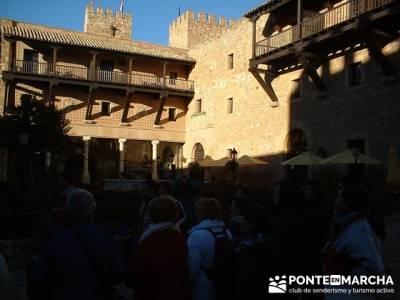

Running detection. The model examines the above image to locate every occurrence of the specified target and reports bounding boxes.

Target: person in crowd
[30,189,121,300]
[273,181,306,275]
[129,196,190,300]
[234,204,281,300]
[325,182,385,275]
[138,182,186,236]
[0,253,12,300]
[302,180,333,276]
[187,197,233,300]
[324,182,385,300]
[227,191,252,238]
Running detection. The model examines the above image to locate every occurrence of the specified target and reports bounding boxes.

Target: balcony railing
[8,60,195,93]
[255,0,395,57]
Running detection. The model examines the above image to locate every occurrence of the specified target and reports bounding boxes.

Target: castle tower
[169,11,235,49]
[84,4,132,40]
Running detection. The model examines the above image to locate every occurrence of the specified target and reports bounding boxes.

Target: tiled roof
[244,0,291,18]
[1,25,195,63]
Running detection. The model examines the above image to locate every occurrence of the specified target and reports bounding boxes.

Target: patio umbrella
[198,156,217,167]
[320,149,380,165]
[236,155,268,166]
[211,157,231,167]
[387,146,400,184]
[281,151,323,166]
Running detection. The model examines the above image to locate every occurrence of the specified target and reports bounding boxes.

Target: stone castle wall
[169,10,236,49]
[182,12,400,185]
[84,5,132,40]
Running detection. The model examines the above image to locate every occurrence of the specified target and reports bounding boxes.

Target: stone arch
[192,143,205,162]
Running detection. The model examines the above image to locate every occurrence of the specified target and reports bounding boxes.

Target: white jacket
[187,219,232,300]
[324,216,384,300]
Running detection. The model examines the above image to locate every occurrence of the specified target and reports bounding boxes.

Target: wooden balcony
[6,60,195,95]
[255,0,396,58]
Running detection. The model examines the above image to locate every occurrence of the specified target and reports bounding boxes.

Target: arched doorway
[286,128,308,182]
[192,143,205,162]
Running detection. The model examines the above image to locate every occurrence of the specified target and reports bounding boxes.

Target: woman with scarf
[129,196,190,300]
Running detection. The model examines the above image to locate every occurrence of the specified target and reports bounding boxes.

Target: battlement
[169,10,235,30]
[169,10,236,49]
[84,4,132,40]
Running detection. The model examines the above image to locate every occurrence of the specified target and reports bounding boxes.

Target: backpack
[202,227,235,300]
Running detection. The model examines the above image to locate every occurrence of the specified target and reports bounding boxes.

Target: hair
[232,195,251,215]
[148,196,179,224]
[340,182,370,212]
[303,179,325,206]
[66,189,96,221]
[157,182,173,196]
[196,197,221,221]
[244,204,275,234]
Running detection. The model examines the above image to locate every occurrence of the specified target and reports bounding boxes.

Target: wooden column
[251,16,259,58]
[3,81,10,114]
[90,51,98,80]
[162,61,168,87]
[297,0,303,39]
[51,46,60,74]
[128,57,134,84]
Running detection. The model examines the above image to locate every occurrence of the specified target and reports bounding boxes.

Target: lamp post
[352,148,360,165]
[228,148,239,183]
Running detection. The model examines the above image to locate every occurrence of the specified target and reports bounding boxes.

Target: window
[195,99,202,113]
[101,101,111,116]
[168,108,177,121]
[227,97,233,114]
[348,62,362,87]
[169,72,178,85]
[291,79,301,99]
[228,53,234,69]
[23,49,39,73]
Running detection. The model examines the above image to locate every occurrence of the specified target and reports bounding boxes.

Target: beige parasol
[320,149,380,165]
[281,151,323,166]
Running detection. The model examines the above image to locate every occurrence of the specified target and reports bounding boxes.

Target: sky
[0,0,263,45]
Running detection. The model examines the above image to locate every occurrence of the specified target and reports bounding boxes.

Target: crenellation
[169,10,235,49]
[84,5,132,40]
[198,12,207,22]
[105,9,113,17]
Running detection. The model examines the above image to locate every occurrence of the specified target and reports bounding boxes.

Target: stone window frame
[168,107,177,121]
[228,53,234,70]
[346,61,366,88]
[101,101,111,116]
[227,97,234,114]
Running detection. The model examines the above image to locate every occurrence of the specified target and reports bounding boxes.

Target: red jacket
[130,228,191,300]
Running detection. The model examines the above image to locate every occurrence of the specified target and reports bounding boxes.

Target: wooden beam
[3,81,10,114]
[251,16,259,58]
[121,90,134,123]
[47,81,58,106]
[154,93,167,125]
[296,52,327,91]
[250,68,279,106]
[364,35,396,76]
[85,86,96,120]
